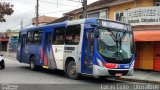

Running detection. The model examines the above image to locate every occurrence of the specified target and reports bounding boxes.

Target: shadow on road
[20,66,123,84]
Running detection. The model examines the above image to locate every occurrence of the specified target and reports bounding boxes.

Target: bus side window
[33,30,42,44]
[65,25,81,45]
[26,31,34,44]
[53,27,65,45]
[22,35,27,48]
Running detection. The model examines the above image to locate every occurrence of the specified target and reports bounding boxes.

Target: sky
[0,0,98,32]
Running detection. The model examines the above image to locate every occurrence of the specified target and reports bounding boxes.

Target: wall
[108,0,155,20]
[69,0,155,20]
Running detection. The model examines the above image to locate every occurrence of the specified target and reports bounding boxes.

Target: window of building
[53,27,65,45]
[88,12,99,18]
[65,25,81,45]
[33,30,42,44]
[155,2,160,6]
[87,10,108,19]
[99,11,107,19]
[79,14,83,19]
[69,16,74,20]
[115,12,123,21]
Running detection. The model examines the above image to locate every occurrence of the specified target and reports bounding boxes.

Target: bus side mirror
[91,24,98,27]
[91,24,99,38]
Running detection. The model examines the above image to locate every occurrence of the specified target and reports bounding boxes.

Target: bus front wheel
[66,61,79,79]
[30,56,37,71]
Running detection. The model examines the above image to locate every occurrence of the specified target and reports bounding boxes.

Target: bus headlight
[103,63,118,69]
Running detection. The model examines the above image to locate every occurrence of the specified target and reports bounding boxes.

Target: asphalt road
[0,57,159,90]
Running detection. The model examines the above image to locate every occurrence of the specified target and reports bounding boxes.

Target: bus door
[43,31,57,69]
[82,29,94,74]
[17,34,26,62]
[52,27,65,70]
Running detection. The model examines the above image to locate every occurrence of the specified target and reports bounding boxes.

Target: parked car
[0,55,5,69]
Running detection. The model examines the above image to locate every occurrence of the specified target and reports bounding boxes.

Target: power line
[8,23,20,30]
[23,23,32,28]
[40,0,79,7]
[40,10,71,14]
[67,0,81,3]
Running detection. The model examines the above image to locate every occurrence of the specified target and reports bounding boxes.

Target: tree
[0,2,14,22]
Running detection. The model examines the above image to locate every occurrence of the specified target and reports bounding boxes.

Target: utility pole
[82,0,87,18]
[36,0,39,26]
[57,0,58,8]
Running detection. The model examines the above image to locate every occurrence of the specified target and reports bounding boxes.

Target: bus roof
[20,18,129,32]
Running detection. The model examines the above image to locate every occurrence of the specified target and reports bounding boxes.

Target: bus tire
[66,61,79,79]
[30,56,37,71]
[1,60,5,69]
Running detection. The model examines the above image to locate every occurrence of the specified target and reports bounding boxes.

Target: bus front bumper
[92,65,134,77]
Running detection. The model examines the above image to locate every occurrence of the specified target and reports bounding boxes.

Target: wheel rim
[68,62,76,77]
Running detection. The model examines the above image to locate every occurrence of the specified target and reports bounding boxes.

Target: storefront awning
[134,31,160,41]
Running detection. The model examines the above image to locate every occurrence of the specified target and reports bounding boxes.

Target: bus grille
[108,70,128,76]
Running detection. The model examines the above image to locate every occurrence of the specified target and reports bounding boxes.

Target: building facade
[64,0,160,71]
[0,33,8,51]
[0,30,20,52]
[32,15,58,25]
[9,30,19,52]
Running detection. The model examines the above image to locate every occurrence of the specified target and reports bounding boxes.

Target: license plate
[115,73,122,76]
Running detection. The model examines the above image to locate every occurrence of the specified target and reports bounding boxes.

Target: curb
[118,77,160,84]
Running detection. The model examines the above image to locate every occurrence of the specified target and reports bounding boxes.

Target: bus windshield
[98,27,133,59]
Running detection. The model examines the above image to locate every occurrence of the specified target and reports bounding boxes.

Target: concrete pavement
[0,57,125,84]
[0,51,16,59]
[119,70,160,84]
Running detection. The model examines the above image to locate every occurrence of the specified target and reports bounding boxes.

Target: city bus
[17,18,135,79]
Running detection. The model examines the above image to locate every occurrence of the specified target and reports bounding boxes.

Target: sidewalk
[118,70,160,84]
[0,51,16,59]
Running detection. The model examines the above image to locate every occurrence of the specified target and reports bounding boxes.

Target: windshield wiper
[107,29,127,57]
[107,30,119,55]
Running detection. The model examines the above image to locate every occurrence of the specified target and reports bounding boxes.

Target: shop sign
[124,7,160,26]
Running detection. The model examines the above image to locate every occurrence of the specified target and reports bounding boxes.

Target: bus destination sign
[98,20,127,30]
